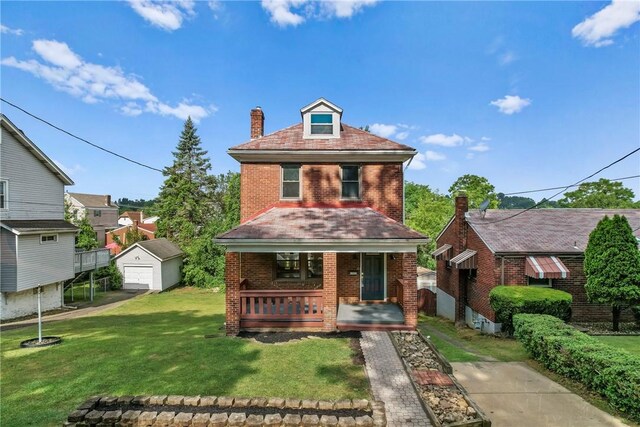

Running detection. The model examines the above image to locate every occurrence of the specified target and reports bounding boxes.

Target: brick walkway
[361,331,432,427]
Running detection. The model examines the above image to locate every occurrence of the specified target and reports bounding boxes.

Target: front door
[362,254,385,300]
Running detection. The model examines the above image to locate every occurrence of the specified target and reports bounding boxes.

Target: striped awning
[449,249,477,269]
[432,244,452,260]
[525,256,570,279]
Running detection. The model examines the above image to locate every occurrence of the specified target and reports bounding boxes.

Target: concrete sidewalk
[0,290,148,331]
[452,362,628,427]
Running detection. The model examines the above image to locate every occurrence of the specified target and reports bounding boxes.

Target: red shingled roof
[230,123,415,151]
[217,207,427,241]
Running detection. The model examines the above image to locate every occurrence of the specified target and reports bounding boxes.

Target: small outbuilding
[115,238,184,291]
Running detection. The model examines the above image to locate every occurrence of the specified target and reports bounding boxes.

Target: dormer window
[310,114,334,135]
[301,98,343,139]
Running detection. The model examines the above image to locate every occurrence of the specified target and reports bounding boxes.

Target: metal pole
[90,272,94,302]
[37,286,42,343]
[71,282,74,302]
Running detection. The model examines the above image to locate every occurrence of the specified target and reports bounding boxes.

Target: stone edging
[63,395,387,426]
[388,332,491,427]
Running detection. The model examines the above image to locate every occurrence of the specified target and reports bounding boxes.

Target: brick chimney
[250,107,264,139]
[106,195,111,206]
[454,193,468,252]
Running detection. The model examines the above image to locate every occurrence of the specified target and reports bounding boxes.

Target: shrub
[514,314,640,421]
[95,262,123,290]
[489,285,572,334]
[632,306,640,328]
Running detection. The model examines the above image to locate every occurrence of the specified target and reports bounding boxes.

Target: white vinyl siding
[124,266,153,288]
[116,246,183,291]
[161,257,183,290]
[15,233,76,292]
[1,127,65,221]
[0,228,17,291]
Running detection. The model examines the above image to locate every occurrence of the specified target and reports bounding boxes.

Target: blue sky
[1,1,639,201]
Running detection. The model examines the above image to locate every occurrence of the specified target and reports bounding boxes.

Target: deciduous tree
[448,174,499,209]
[559,179,637,209]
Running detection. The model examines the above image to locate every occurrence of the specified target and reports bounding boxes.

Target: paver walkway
[360,331,432,427]
[0,290,148,331]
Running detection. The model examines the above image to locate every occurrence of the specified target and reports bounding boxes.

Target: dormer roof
[300,98,343,118]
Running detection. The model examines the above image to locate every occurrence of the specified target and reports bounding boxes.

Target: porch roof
[215,207,428,252]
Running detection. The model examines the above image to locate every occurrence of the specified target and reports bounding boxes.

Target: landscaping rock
[191,413,211,427]
[228,412,247,426]
[165,395,184,405]
[199,396,217,406]
[301,399,319,409]
[233,397,251,408]
[246,414,264,426]
[209,413,228,427]
[392,331,440,370]
[137,411,157,427]
[132,395,151,405]
[153,411,175,427]
[77,397,100,410]
[267,397,285,408]
[337,417,356,427]
[174,412,193,427]
[183,396,201,406]
[102,410,122,423]
[318,400,335,410]
[68,409,88,422]
[302,414,320,426]
[100,396,118,407]
[117,396,134,405]
[251,397,268,407]
[263,414,283,426]
[149,395,167,405]
[217,396,234,407]
[355,415,373,427]
[119,410,141,426]
[285,398,301,409]
[334,400,352,410]
[320,415,339,427]
[84,410,105,424]
[283,414,302,426]
[351,399,369,411]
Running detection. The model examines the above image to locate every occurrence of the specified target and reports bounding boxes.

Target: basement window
[527,277,552,287]
[310,114,333,135]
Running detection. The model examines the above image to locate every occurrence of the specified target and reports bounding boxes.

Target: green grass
[0,288,368,426]
[64,282,107,304]
[595,336,640,356]
[418,314,529,362]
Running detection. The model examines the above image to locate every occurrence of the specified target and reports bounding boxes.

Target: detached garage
[115,238,184,291]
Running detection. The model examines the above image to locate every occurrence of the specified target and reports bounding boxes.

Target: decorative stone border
[390,331,491,427]
[20,336,62,348]
[63,395,387,426]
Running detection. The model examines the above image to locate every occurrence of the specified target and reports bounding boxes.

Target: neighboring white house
[0,114,78,320]
[115,238,184,291]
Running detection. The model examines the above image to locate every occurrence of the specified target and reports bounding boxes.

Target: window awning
[525,256,570,279]
[432,244,452,260]
[450,249,477,269]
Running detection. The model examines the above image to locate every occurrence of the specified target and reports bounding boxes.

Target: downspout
[501,256,505,285]
[403,157,414,224]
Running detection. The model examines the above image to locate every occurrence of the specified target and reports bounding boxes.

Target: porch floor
[337,303,405,325]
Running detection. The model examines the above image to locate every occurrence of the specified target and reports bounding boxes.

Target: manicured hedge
[632,306,640,328]
[514,314,640,421]
[489,285,572,334]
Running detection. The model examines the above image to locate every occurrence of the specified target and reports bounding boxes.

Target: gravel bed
[570,322,640,335]
[392,331,481,426]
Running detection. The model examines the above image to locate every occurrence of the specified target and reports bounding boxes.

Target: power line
[469,146,640,225]
[1,98,163,173]
[502,175,640,196]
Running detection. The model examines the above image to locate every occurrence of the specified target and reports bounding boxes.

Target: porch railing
[74,249,111,273]
[239,289,324,324]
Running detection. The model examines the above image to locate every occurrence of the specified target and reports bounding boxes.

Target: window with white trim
[341,165,360,199]
[0,180,7,209]
[94,209,102,217]
[40,234,58,244]
[281,164,301,199]
[527,277,552,287]
[310,113,334,135]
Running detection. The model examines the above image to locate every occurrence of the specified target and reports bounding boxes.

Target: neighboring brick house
[65,192,119,246]
[106,222,157,255]
[434,194,640,333]
[215,98,428,335]
[118,211,143,226]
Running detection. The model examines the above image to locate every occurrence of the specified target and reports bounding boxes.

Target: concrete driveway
[452,362,628,427]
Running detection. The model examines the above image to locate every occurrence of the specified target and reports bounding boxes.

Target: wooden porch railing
[239,289,324,324]
[396,279,405,309]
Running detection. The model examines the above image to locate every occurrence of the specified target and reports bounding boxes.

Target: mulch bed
[570,322,640,336]
[350,337,366,366]
[238,331,361,344]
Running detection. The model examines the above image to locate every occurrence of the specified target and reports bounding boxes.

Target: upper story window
[281,164,301,199]
[94,209,102,217]
[0,180,7,210]
[341,165,360,199]
[310,114,334,135]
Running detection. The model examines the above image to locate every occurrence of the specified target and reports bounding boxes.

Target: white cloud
[2,39,211,122]
[572,0,640,47]
[481,136,491,141]
[261,0,378,27]
[420,133,467,147]
[208,0,223,19]
[1,24,24,36]
[468,142,490,152]
[499,51,517,65]
[127,0,196,31]
[395,131,409,141]
[490,95,531,115]
[53,159,85,176]
[408,152,426,170]
[369,123,397,138]
[425,150,446,161]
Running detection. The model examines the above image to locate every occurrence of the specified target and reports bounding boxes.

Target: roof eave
[227,149,417,163]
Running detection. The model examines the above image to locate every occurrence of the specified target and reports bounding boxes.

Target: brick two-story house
[65,192,119,246]
[434,194,640,333]
[216,99,428,335]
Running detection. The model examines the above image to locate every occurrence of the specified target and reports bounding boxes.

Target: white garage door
[124,266,153,289]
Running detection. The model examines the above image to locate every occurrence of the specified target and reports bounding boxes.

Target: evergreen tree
[156,117,215,249]
[584,215,640,331]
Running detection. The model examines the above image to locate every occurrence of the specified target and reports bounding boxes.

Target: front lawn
[0,288,368,426]
[595,335,640,356]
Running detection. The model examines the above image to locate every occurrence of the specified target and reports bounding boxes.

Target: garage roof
[115,238,184,261]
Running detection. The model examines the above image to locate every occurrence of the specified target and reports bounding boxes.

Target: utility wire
[502,175,640,196]
[1,98,163,173]
[469,146,640,225]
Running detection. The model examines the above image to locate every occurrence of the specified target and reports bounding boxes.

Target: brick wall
[336,253,403,304]
[240,163,404,222]
[402,252,418,328]
[225,252,241,336]
[323,252,338,331]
